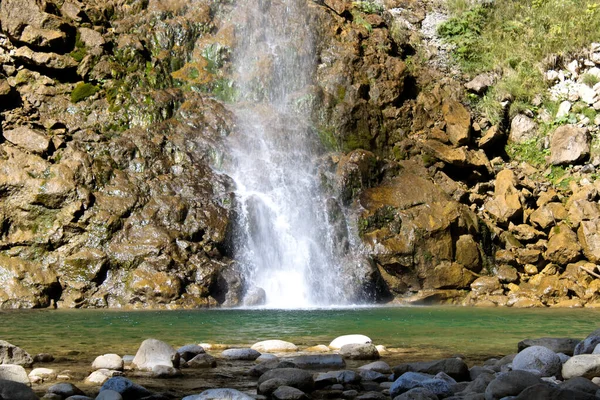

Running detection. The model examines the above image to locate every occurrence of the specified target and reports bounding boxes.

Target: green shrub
[71,82,100,103]
[440,0,600,128]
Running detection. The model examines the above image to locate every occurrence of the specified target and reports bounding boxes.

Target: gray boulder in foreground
[512,345,562,377]
[0,379,38,400]
[182,388,254,400]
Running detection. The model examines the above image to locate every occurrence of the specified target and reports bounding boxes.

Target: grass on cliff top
[439,0,600,122]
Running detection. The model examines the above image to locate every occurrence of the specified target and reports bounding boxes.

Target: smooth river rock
[257,368,315,396]
[92,354,124,371]
[484,370,543,400]
[512,345,562,377]
[340,343,380,360]
[177,344,206,362]
[0,365,29,385]
[329,334,372,350]
[99,377,152,398]
[182,388,255,400]
[251,340,298,353]
[131,339,178,371]
[359,361,392,374]
[0,340,33,367]
[390,372,453,398]
[221,348,261,361]
[562,354,600,379]
[0,379,38,400]
[575,328,600,355]
[518,337,581,356]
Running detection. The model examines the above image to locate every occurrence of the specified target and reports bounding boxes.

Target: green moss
[71,82,100,103]
[317,127,340,152]
[358,206,398,236]
[70,31,87,62]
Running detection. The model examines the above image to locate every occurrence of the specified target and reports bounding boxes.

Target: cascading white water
[223,0,348,307]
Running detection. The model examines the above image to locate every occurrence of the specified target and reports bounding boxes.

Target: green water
[1,306,598,362]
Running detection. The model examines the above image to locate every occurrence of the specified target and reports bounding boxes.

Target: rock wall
[1,0,599,309]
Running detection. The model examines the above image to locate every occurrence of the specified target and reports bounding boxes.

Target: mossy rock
[71,82,100,103]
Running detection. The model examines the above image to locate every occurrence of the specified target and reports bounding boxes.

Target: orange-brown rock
[485,169,523,225]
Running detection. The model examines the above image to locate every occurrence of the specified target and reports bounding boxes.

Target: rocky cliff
[0,0,599,309]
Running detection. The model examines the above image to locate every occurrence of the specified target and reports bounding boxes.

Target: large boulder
[512,345,562,377]
[544,224,582,265]
[257,368,315,396]
[390,372,453,398]
[92,354,124,371]
[514,383,597,400]
[575,328,600,355]
[578,220,600,263]
[442,99,471,146]
[131,339,179,371]
[182,388,254,400]
[562,354,600,379]
[0,365,29,385]
[484,370,543,399]
[509,114,537,143]
[518,338,581,356]
[0,341,33,367]
[329,335,372,350]
[485,169,523,224]
[339,343,380,360]
[0,379,38,400]
[549,125,591,166]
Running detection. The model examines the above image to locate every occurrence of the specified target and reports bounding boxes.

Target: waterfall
[222,0,349,308]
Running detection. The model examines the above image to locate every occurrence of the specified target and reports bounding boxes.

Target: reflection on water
[1,307,598,361]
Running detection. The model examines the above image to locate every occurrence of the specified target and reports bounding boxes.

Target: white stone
[556,100,572,119]
[85,369,113,384]
[546,70,559,82]
[580,84,598,104]
[132,339,177,371]
[0,364,30,385]
[375,345,389,355]
[509,114,537,143]
[92,354,123,371]
[567,60,580,77]
[593,343,600,354]
[562,354,600,379]
[329,334,372,350]
[251,340,298,353]
[28,368,56,383]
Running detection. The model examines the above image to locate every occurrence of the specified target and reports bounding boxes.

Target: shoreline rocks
[0,331,599,399]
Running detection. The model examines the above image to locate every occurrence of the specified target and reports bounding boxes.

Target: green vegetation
[582,73,600,88]
[352,1,384,14]
[439,0,600,120]
[71,82,100,103]
[505,137,548,167]
[351,10,373,33]
[70,32,87,62]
